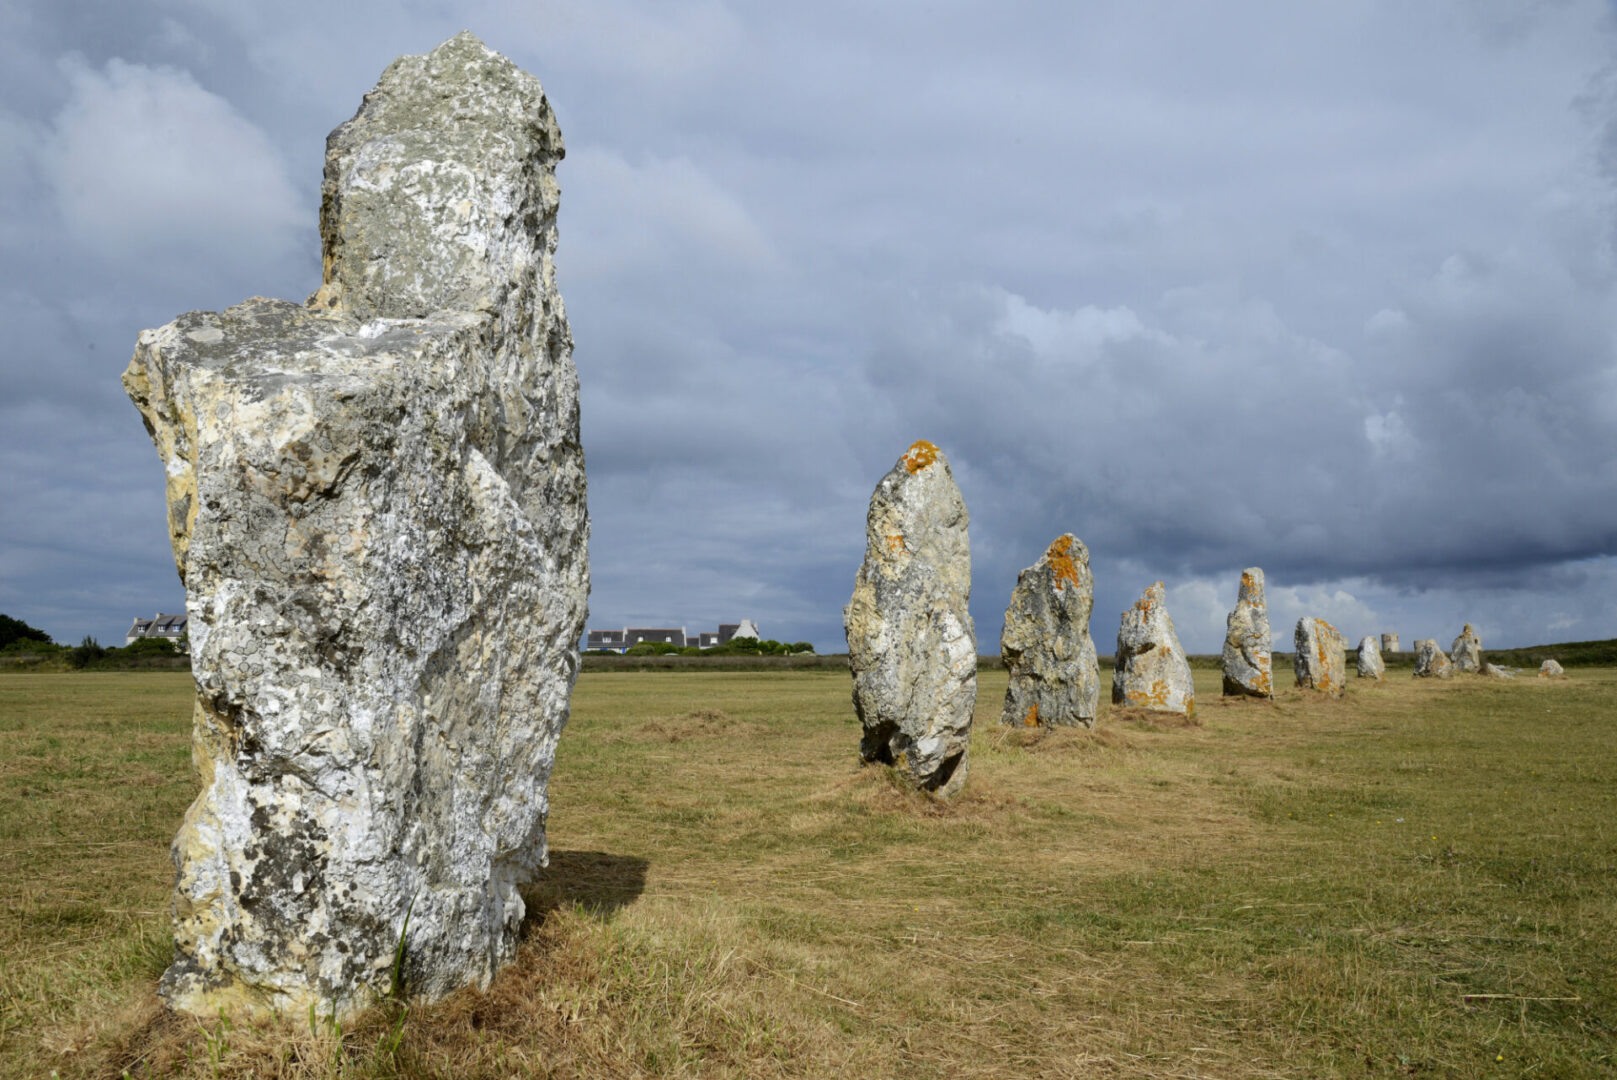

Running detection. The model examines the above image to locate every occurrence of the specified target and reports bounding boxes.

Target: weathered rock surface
[1220,567,1272,698]
[1293,617,1346,696]
[1539,659,1565,678]
[1450,623,1483,673]
[1381,633,1400,653]
[999,535,1099,728]
[1481,662,1517,679]
[1413,639,1453,678]
[845,440,976,795]
[1113,582,1195,715]
[122,33,587,1020]
[1356,636,1385,680]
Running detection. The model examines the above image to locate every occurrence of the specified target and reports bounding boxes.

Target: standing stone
[1381,632,1400,653]
[1539,659,1566,678]
[1413,639,1453,678]
[1356,636,1385,679]
[122,34,588,1020]
[1450,623,1483,673]
[1293,617,1346,696]
[1220,567,1272,698]
[1113,582,1195,716]
[845,440,976,795]
[999,535,1099,728]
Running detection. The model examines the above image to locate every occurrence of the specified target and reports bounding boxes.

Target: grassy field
[1,667,1614,1079]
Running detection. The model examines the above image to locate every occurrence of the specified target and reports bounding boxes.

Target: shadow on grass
[522,849,649,927]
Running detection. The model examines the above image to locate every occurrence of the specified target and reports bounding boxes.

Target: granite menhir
[845,440,976,796]
[123,33,588,1019]
[999,534,1100,728]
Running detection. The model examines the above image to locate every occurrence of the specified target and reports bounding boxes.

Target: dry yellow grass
[2,666,1615,1078]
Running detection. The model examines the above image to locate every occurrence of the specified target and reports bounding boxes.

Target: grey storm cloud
[1,0,1614,655]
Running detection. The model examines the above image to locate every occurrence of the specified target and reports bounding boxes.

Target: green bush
[624,641,682,656]
[124,636,182,656]
[67,636,106,669]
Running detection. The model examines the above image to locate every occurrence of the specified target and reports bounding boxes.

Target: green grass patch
[2,666,1615,1077]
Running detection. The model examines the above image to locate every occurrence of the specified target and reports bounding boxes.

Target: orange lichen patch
[1047,535,1081,590]
[885,534,905,554]
[1126,680,1174,709]
[1134,582,1165,614]
[1024,703,1039,727]
[902,440,940,474]
[1239,570,1257,598]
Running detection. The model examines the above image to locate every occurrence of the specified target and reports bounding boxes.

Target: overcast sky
[3,1,1615,655]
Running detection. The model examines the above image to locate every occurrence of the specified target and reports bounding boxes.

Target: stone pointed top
[901,438,942,474]
[313,31,565,321]
[1237,567,1266,606]
[1046,534,1088,591]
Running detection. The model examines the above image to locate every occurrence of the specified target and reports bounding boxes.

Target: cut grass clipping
[1,668,1614,1078]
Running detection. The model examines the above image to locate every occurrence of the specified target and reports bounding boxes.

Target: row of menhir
[841,440,1566,797]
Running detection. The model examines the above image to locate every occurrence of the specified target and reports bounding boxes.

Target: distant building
[623,628,686,647]
[585,620,761,653]
[586,629,625,651]
[127,612,188,648]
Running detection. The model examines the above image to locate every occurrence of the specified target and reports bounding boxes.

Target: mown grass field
[1,666,1614,1079]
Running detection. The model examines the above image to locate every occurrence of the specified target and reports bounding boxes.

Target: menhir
[123,33,588,1019]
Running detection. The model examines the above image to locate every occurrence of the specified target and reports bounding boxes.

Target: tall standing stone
[1356,636,1385,680]
[1450,623,1483,673]
[122,34,588,1019]
[845,440,976,795]
[1413,639,1453,678]
[999,534,1099,728]
[1113,582,1195,716]
[1381,632,1400,653]
[1293,617,1346,696]
[1220,567,1273,698]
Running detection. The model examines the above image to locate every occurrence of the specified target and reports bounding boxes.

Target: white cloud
[563,146,778,279]
[39,56,303,267]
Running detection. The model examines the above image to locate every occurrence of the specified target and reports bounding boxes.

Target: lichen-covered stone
[1450,623,1483,673]
[999,535,1098,728]
[845,440,976,795]
[122,33,586,1020]
[1356,636,1385,680]
[1220,567,1272,698]
[1413,639,1453,678]
[1381,633,1400,653]
[1112,582,1195,716]
[1293,617,1346,696]
[1538,659,1565,678]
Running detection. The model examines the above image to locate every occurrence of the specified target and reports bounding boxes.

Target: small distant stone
[1480,662,1517,679]
[1113,582,1195,716]
[845,440,976,796]
[1538,659,1565,678]
[1450,623,1482,673]
[1413,639,1453,678]
[1381,632,1400,653]
[1356,636,1385,680]
[1000,534,1099,728]
[1294,617,1346,696]
[1221,567,1273,699]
